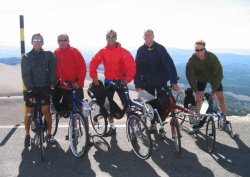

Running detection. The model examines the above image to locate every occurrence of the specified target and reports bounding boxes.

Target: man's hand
[136,88,141,92]
[195,91,202,100]
[27,90,34,102]
[172,84,180,91]
[93,78,99,85]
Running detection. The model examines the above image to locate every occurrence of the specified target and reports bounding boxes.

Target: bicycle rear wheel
[172,119,181,154]
[175,90,186,125]
[206,117,216,153]
[127,113,152,160]
[52,113,59,136]
[68,112,89,158]
[89,101,107,136]
[38,129,45,160]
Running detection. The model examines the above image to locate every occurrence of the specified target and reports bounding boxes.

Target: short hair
[106,29,117,36]
[195,39,206,46]
[57,33,69,40]
[31,33,43,41]
[144,29,154,35]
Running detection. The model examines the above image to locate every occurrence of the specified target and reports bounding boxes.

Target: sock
[110,123,115,129]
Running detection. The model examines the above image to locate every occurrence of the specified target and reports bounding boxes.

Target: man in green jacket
[186,39,227,133]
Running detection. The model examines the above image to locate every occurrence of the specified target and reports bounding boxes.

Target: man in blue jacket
[134,29,180,137]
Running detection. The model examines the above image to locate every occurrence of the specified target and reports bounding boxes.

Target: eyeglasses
[106,35,117,38]
[32,38,43,42]
[58,38,68,42]
[195,48,205,52]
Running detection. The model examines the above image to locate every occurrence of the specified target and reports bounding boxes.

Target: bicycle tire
[172,119,181,154]
[175,90,186,125]
[89,101,107,136]
[127,113,152,160]
[68,112,89,158]
[206,117,216,153]
[52,113,59,136]
[38,129,45,160]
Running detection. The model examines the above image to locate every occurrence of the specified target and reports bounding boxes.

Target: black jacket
[21,49,57,91]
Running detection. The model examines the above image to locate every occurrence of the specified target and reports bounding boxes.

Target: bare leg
[42,105,52,135]
[24,107,35,136]
[216,91,226,115]
[195,91,204,111]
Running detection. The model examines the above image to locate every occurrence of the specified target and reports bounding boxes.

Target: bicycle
[180,93,216,153]
[88,79,152,160]
[31,98,47,160]
[58,80,92,158]
[135,86,188,155]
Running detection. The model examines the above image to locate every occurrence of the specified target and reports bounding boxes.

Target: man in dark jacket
[21,33,57,147]
[134,29,180,137]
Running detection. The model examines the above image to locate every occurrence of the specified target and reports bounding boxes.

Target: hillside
[0,48,250,116]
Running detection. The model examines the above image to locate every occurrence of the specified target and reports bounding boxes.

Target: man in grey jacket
[21,33,57,147]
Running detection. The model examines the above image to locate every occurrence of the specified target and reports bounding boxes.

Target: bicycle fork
[170,117,182,139]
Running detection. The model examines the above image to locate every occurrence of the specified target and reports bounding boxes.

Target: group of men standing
[21,29,227,147]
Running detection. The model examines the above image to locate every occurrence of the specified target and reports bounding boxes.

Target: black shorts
[104,83,127,105]
[24,86,50,107]
[197,81,223,92]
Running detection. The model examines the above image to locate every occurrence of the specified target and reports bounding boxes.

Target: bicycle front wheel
[172,119,181,154]
[127,113,152,160]
[175,90,186,125]
[38,129,45,160]
[206,117,216,153]
[68,112,89,158]
[52,113,59,136]
[89,101,107,136]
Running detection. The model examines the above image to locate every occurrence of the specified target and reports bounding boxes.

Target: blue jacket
[134,41,178,88]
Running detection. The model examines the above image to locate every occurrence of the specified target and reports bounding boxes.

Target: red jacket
[54,44,86,90]
[90,43,136,83]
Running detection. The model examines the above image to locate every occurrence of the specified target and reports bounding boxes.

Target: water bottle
[200,100,209,114]
[50,101,56,114]
[82,99,90,117]
[31,120,36,132]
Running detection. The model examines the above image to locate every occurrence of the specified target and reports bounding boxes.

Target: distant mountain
[1,47,250,116]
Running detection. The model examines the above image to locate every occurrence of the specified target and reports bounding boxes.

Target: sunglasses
[195,48,205,52]
[32,38,43,42]
[106,35,116,38]
[58,38,68,42]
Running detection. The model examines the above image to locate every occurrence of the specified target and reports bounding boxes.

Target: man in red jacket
[53,34,87,117]
[90,29,136,135]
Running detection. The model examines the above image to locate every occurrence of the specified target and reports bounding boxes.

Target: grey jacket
[21,49,57,91]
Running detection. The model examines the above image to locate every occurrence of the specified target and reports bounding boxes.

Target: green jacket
[186,51,223,93]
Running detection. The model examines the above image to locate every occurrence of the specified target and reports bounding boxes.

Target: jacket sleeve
[160,48,178,84]
[48,52,57,86]
[21,55,34,91]
[73,49,87,88]
[209,53,223,93]
[186,55,198,92]
[89,50,103,79]
[122,52,136,83]
[134,48,143,88]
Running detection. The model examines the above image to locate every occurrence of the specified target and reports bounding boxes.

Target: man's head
[31,33,44,52]
[57,33,70,49]
[106,29,117,47]
[143,29,154,47]
[194,39,206,59]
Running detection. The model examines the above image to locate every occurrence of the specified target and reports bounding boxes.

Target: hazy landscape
[0,46,249,116]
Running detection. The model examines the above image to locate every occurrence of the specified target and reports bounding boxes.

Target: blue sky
[1,0,250,54]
